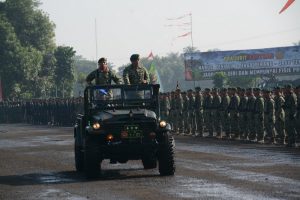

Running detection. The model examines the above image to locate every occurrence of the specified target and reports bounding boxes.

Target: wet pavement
[0,124,299,200]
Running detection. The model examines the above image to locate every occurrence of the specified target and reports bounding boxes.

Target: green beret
[130,54,140,61]
[98,57,107,63]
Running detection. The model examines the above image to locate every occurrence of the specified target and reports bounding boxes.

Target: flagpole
[190,13,196,88]
[190,13,194,48]
[95,18,98,66]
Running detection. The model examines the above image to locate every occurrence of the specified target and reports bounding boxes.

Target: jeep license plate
[124,125,142,138]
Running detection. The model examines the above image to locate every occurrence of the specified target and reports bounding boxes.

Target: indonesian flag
[0,77,3,102]
[279,0,295,14]
[147,51,154,60]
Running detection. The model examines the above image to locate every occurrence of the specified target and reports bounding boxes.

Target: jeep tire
[158,133,175,176]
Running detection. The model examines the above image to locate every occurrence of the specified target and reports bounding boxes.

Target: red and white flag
[0,77,3,102]
[147,51,154,60]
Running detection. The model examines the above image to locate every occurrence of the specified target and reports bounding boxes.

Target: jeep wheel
[84,139,101,179]
[75,144,84,172]
[142,155,157,169]
[158,133,175,176]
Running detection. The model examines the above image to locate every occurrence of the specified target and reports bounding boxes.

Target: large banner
[184,46,300,80]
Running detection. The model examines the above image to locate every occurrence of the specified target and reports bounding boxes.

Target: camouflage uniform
[86,69,122,85]
[194,87,204,136]
[254,89,265,142]
[212,88,221,137]
[187,90,196,135]
[228,88,240,139]
[238,89,248,139]
[174,90,183,134]
[160,93,170,121]
[284,85,297,146]
[182,92,189,134]
[169,92,176,130]
[263,90,276,143]
[220,88,231,138]
[274,88,286,144]
[203,89,213,137]
[246,89,256,141]
[123,64,149,85]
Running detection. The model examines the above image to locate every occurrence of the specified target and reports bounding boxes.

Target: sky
[39,0,300,68]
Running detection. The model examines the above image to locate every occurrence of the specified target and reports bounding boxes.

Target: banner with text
[184,46,300,80]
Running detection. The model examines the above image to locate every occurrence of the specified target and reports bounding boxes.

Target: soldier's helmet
[130,54,140,61]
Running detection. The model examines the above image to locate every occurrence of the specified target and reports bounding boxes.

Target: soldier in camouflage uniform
[283,85,297,147]
[228,88,240,139]
[174,89,183,134]
[263,90,276,144]
[123,54,149,85]
[238,88,248,140]
[187,89,196,135]
[254,88,265,143]
[160,93,170,121]
[295,86,300,146]
[203,88,213,137]
[274,87,286,144]
[246,88,256,141]
[182,91,189,135]
[86,57,122,85]
[212,88,221,138]
[194,87,204,137]
[219,88,231,139]
[169,91,176,131]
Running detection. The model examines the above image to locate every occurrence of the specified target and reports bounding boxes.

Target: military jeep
[74,84,175,178]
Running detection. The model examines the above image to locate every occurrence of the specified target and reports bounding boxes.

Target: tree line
[0,0,75,99]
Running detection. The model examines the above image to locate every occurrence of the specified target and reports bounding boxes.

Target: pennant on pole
[279,0,295,14]
[167,13,191,20]
[177,32,191,38]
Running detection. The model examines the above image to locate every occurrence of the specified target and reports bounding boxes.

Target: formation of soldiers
[0,98,83,126]
[1,84,299,147]
[160,85,300,147]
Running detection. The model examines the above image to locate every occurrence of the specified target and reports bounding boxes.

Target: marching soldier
[182,91,189,135]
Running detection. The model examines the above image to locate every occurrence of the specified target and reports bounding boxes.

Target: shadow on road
[0,169,161,186]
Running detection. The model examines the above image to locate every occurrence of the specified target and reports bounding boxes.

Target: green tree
[212,72,227,88]
[4,0,55,52]
[228,76,258,88]
[53,46,76,97]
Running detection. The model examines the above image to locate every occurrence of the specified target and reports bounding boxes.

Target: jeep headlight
[159,120,167,128]
[92,122,101,130]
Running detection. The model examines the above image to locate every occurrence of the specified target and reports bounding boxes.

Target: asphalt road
[0,124,299,200]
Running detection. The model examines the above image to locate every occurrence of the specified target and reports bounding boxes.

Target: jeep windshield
[84,85,159,110]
